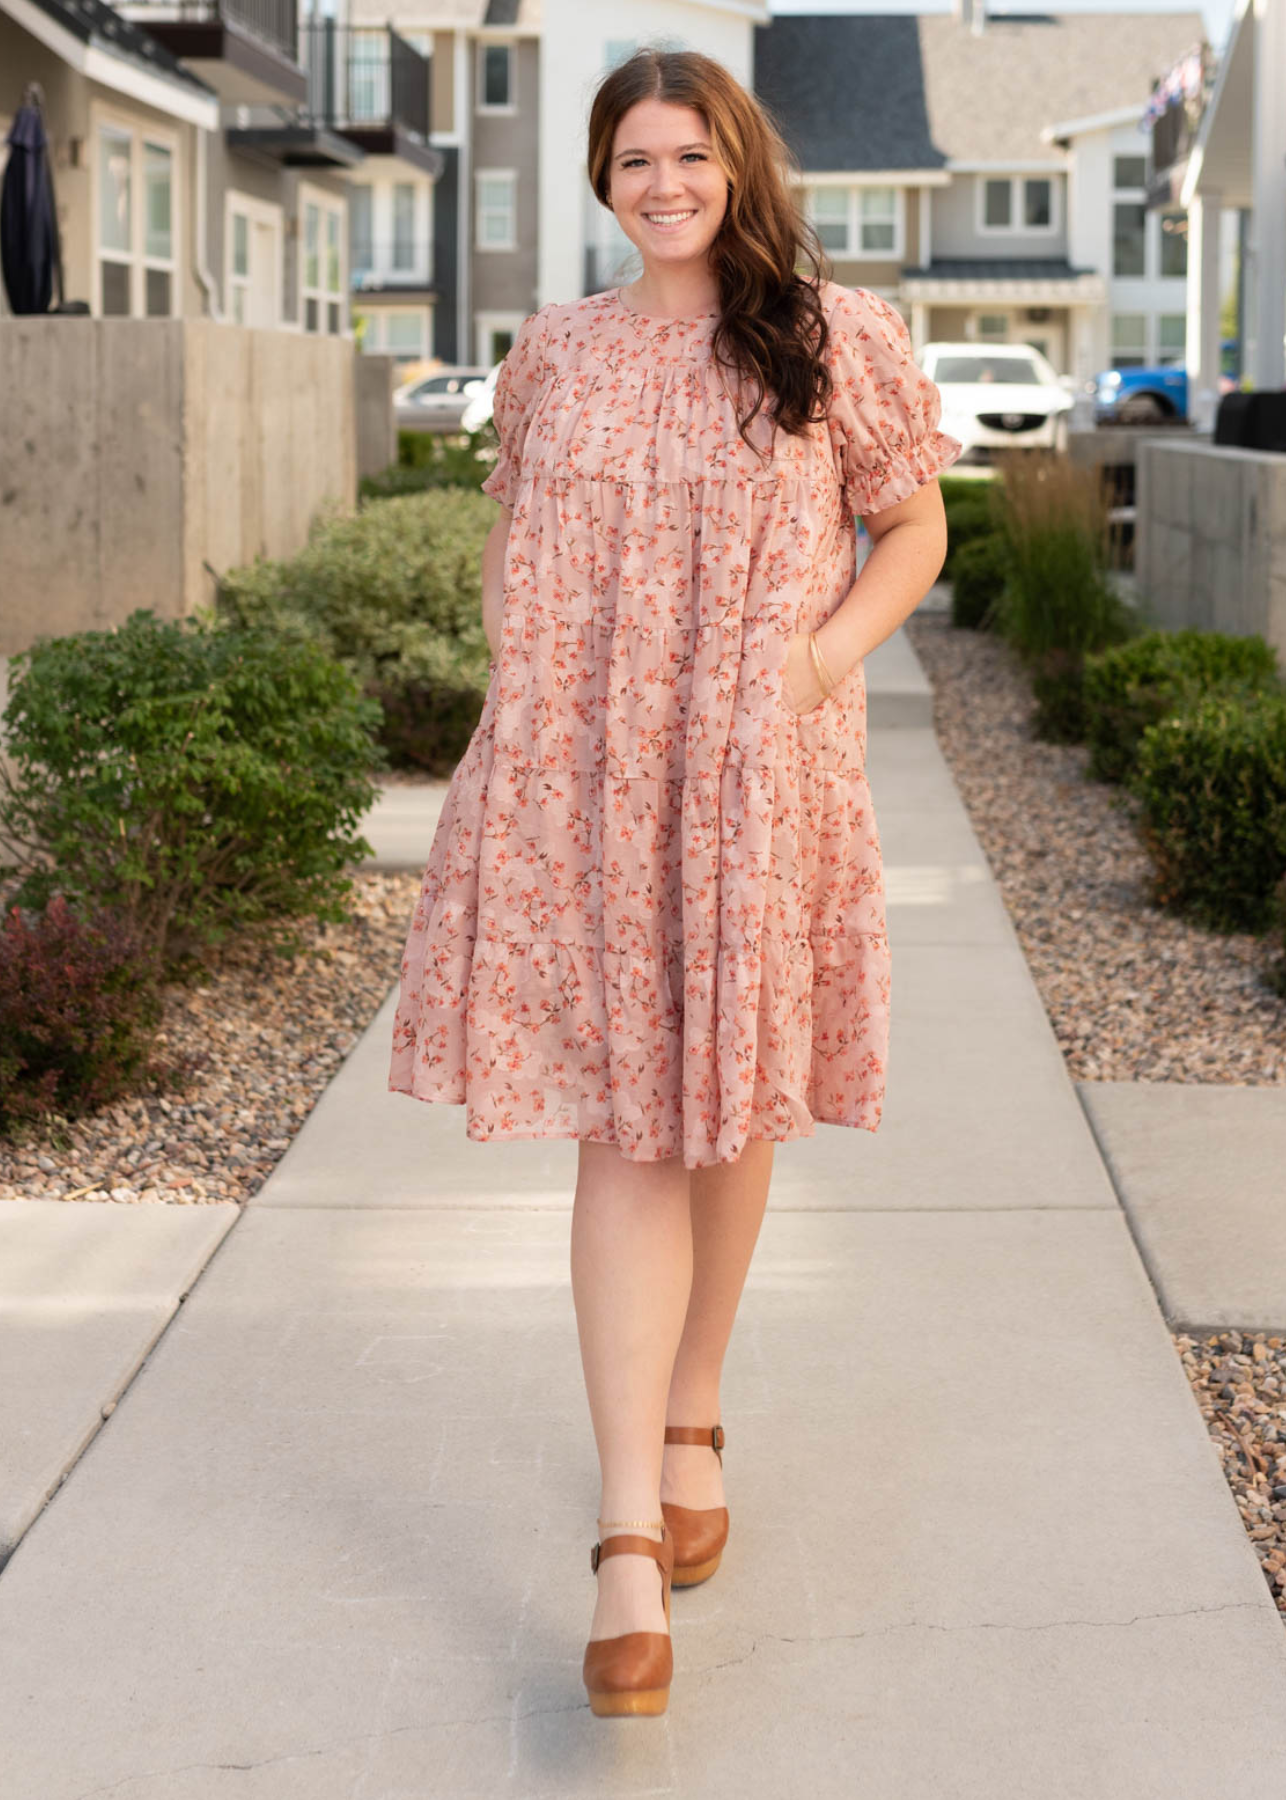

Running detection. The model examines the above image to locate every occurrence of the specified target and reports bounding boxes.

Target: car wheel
[1117,392,1169,425]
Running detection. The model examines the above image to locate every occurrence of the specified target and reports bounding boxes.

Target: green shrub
[0,895,174,1133]
[0,610,382,973]
[1084,629,1283,784]
[216,489,495,775]
[942,491,1000,579]
[361,427,497,500]
[990,450,1137,742]
[1128,689,1286,934]
[951,533,1009,631]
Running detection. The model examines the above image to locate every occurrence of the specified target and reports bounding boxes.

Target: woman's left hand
[782,630,842,716]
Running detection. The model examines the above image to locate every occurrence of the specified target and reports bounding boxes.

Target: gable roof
[754,10,1205,171]
[754,15,945,171]
[918,11,1204,164]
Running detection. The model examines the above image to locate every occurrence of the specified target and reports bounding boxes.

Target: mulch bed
[0,871,421,1204]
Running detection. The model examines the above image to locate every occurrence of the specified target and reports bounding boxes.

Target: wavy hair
[586,46,834,453]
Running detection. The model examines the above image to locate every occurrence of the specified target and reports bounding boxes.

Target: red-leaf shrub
[0,894,170,1131]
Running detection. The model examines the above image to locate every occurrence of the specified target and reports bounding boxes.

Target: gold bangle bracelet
[809,629,836,697]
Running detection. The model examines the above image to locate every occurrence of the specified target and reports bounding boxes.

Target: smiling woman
[386,43,959,1721]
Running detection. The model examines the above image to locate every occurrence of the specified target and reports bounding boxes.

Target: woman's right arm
[481,506,513,661]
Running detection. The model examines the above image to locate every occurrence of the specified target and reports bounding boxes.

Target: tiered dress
[388,279,961,1168]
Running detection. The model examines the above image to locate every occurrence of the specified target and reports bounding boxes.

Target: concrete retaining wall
[0,318,358,659]
[355,354,398,482]
[1135,439,1286,661]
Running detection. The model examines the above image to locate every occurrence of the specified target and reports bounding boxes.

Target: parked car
[460,361,502,436]
[1093,365,1189,424]
[394,366,490,433]
[919,342,1074,458]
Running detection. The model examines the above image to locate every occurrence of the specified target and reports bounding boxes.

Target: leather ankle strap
[591,1531,672,1576]
[664,1424,725,1463]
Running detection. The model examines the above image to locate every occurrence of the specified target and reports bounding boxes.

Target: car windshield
[933,355,1042,385]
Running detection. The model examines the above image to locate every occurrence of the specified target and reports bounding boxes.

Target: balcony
[113,0,307,106]
[299,23,443,177]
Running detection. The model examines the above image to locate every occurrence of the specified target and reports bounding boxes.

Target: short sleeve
[825,285,962,517]
[479,305,552,509]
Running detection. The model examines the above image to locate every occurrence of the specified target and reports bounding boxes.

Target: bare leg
[661,1138,774,1511]
[571,1139,693,1641]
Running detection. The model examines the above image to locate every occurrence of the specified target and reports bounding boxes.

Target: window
[1113,155,1147,190]
[1111,313,1148,367]
[351,30,390,123]
[979,175,1057,235]
[1159,210,1187,278]
[349,185,373,275]
[811,188,850,253]
[859,188,897,253]
[476,310,526,365]
[1157,314,1186,364]
[975,313,1010,341]
[983,178,1011,228]
[476,169,516,251]
[225,193,281,328]
[392,182,416,272]
[1024,178,1051,229]
[96,120,177,317]
[478,42,514,110]
[355,305,432,362]
[805,186,903,259]
[300,186,345,334]
[1113,202,1146,277]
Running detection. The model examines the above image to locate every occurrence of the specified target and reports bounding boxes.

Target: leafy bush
[1084,629,1283,784]
[216,489,495,774]
[951,533,1009,631]
[1128,690,1286,934]
[990,449,1137,742]
[0,610,382,973]
[942,488,1001,580]
[360,428,497,501]
[0,895,172,1131]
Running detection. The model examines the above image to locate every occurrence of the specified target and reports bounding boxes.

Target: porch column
[1251,0,1286,387]
[910,300,928,352]
[1185,190,1223,431]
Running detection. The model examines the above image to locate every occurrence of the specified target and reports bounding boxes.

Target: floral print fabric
[388,280,961,1167]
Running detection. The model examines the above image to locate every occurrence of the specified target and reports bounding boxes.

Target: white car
[919,342,1074,458]
[460,361,503,435]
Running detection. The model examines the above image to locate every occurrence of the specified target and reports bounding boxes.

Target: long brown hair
[586,47,834,452]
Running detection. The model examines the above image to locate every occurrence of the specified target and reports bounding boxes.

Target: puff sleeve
[825,285,962,517]
[479,305,552,510]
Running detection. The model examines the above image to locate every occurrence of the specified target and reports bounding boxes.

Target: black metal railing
[300,22,430,139]
[121,0,298,62]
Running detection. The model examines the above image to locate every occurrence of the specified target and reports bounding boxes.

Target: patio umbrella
[1,82,64,316]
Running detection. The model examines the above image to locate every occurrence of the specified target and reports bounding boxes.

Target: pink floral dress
[388,279,961,1167]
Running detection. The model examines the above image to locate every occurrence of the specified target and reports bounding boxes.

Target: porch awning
[901,258,1106,306]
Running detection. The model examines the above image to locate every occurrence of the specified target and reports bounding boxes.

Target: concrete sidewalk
[2,615,1285,1798]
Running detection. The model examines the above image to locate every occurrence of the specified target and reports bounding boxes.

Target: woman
[388,46,960,1717]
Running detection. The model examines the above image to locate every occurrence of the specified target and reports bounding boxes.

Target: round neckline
[612,285,719,325]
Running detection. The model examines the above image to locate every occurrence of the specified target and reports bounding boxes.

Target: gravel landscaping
[905,601,1286,1621]
[0,870,420,1204]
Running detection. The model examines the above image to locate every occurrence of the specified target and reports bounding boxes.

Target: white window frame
[90,103,180,319]
[475,308,527,366]
[476,39,516,114]
[223,190,282,328]
[356,304,432,361]
[475,167,516,253]
[973,311,1011,342]
[976,173,1059,237]
[804,184,905,260]
[298,180,347,336]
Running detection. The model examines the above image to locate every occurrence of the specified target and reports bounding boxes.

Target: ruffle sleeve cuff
[480,305,552,510]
